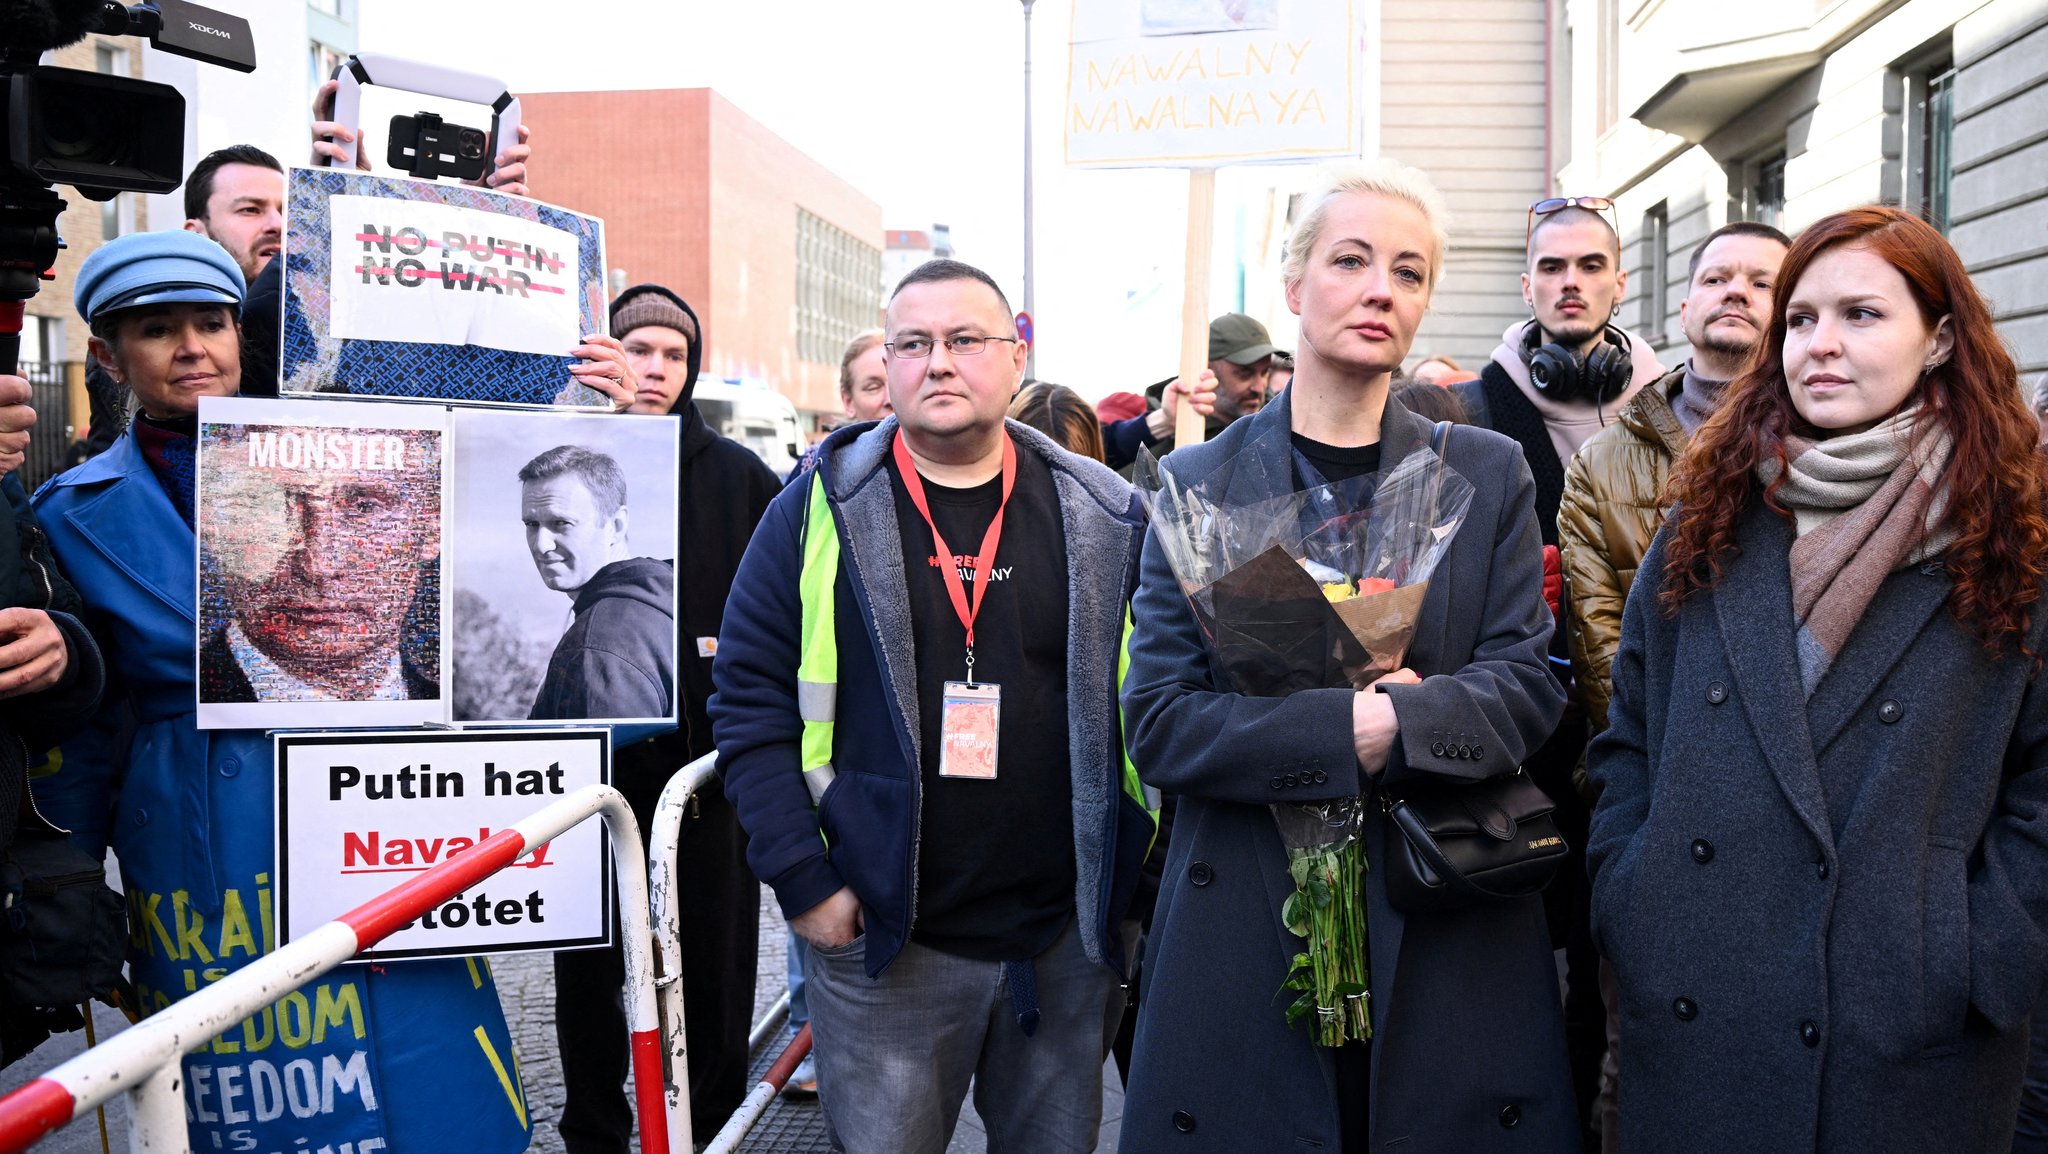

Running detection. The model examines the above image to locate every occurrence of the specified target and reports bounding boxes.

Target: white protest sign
[277,729,611,960]
[328,193,582,356]
[1065,0,1366,168]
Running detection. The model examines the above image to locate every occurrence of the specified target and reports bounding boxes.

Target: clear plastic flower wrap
[1133,422,1475,1045]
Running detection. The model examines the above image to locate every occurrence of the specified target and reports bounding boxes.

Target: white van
[692,380,804,477]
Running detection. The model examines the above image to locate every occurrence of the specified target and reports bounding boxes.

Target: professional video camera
[0,0,256,374]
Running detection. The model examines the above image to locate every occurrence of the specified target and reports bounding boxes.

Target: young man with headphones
[1452,200,1665,544]
[1448,198,1664,1150]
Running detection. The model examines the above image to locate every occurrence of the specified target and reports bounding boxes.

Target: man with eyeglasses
[713,258,1153,1153]
[1448,196,1666,1147]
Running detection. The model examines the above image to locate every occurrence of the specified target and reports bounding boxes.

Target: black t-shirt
[1290,433,1382,486]
[889,442,1075,961]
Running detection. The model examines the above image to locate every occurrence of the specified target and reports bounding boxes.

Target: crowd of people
[5,76,2048,1154]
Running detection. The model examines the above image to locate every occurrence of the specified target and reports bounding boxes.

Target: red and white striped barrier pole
[702,1024,813,1154]
[648,751,721,1154]
[0,784,667,1154]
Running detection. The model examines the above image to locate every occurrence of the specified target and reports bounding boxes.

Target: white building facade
[1556,0,2048,381]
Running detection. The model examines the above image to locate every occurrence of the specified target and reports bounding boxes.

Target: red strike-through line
[351,265,568,294]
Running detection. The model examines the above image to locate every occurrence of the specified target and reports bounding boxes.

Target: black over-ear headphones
[1526,324,1634,405]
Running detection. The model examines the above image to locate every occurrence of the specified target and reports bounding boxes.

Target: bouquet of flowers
[1135,426,1474,1045]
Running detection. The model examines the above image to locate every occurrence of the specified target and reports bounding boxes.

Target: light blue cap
[74,230,247,323]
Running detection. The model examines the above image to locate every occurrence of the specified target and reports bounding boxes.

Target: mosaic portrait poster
[196,396,449,730]
[279,167,611,407]
[448,409,680,727]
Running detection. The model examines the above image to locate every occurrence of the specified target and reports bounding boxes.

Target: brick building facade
[520,89,884,422]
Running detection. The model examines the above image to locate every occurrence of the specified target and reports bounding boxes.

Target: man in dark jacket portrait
[519,445,676,721]
[551,284,778,1150]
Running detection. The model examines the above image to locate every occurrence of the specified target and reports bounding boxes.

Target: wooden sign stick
[1176,167,1216,448]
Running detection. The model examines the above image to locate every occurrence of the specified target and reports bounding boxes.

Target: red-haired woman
[1587,205,2048,1153]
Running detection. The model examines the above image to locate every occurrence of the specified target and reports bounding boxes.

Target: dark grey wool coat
[1588,504,2048,1153]
[1119,388,1578,1152]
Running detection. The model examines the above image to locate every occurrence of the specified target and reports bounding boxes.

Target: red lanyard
[892,430,1018,680]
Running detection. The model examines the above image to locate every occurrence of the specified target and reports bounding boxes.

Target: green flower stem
[1279,834,1372,1046]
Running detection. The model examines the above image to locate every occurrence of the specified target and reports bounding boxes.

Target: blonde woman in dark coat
[1120,160,1576,1153]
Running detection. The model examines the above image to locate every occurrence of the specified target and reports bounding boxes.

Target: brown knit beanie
[612,288,699,347]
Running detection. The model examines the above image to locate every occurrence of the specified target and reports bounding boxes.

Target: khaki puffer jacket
[1558,365,1688,742]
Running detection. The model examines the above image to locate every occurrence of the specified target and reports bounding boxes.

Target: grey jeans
[804,918,1121,1154]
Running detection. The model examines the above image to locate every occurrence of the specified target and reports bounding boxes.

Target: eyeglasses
[1528,196,1618,242]
[885,334,1021,359]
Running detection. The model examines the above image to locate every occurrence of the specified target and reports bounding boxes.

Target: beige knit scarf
[1756,405,1956,695]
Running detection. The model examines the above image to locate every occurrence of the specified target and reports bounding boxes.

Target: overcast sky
[353,0,1319,397]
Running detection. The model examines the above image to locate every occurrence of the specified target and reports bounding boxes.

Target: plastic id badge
[939,681,1001,779]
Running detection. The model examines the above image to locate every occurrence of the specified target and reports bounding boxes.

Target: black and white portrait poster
[448,409,680,725]
[196,396,447,730]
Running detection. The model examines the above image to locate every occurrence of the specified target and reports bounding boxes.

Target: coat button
[1312,770,1328,784]
[1817,860,1830,880]
[1800,1020,1820,1048]
[1673,997,1698,1021]
[1498,1104,1521,1129]
[1188,861,1214,887]
[1472,744,1484,759]
[1458,744,1474,759]
[1878,700,1902,724]
[1283,773,1298,787]
[1431,741,1447,757]
[1173,1110,1196,1133]
[1706,681,1727,705]
[1271,777,1284,790]
[219,757,241,778]
[1690,839,1714,864]
[131,808,149,828]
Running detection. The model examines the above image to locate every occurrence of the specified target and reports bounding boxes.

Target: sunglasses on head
[1528,196,1618,242]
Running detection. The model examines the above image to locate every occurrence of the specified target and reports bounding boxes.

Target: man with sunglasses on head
[1448,196,1666,1148]
[712,258,1153,1154]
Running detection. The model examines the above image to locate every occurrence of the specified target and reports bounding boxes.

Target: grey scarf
[1756,405,1956,694]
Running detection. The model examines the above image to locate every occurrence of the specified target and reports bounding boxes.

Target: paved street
[0,884,1124,1153]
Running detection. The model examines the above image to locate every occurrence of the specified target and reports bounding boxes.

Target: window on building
[308,0,343,14]
[796,210,882,366]
[18,315,64,367]
[1596,0,1621,134]
[99,191,135,241]
[1735,152,1787,229]
[1641,202,1669,339]
[94,43,127,76]
[309,41,346,109]
[1905,62,1955,233]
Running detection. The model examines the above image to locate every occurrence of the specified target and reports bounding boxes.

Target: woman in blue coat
[1588,207,2048,1152]
[34,231,532,1154]
[1120,161,1576,1151]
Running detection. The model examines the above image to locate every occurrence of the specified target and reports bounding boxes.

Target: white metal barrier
[648,752,815,1154]
[0,784,671,1154]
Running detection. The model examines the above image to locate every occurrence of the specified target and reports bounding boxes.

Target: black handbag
[1377,421,1569,914]
[1381,768,1568,913]
[0,830,126,1006]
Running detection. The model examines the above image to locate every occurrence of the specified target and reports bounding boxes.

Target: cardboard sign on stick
[1065,0,1365,169]
[276,728,611,960]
